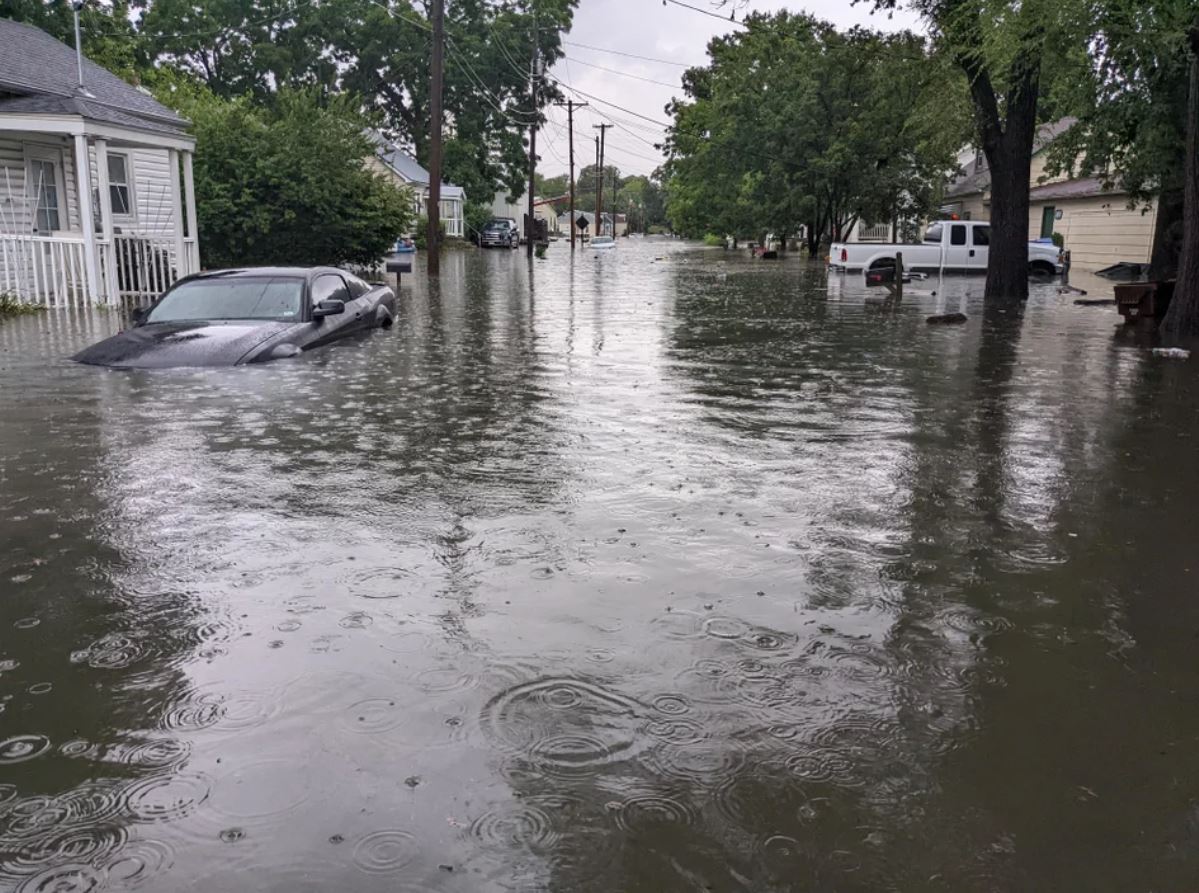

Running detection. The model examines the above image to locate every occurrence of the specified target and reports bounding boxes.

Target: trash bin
[1115,280,1175,324]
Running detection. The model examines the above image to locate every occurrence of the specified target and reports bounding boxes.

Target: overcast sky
[538,0,923,181]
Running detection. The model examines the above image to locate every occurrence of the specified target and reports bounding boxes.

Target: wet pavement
[1,237,1198,891]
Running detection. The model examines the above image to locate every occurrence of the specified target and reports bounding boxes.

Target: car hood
[72,321,293,369]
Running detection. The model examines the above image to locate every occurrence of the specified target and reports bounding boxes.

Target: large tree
[663,12,965,252]
[1162,22,1199,338]
[139,0,578,216]
[871,0,1089,301]
[1044,0,1193,283]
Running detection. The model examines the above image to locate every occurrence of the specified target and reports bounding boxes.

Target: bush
[167,87,412,268]
[0,293,42,318]
[1051,231,1065,249]
[702,233,725,247]
[413,215,447,251]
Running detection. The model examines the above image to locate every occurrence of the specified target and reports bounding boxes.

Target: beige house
[941,119,1157,272]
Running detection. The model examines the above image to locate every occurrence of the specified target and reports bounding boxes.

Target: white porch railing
[111,233,182,300]
[0,233,92,307]
[0,232,195,306]
[857,222,892,242]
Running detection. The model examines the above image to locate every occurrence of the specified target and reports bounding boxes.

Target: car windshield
[484,222,505,231]
[146,277,305,324]
[923,223,943,243]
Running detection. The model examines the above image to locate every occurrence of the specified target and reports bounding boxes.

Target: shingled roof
[945,118,1079,199]
[0,17,188,135]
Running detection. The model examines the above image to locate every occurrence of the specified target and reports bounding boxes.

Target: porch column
[93,138,118,304]
[167,148,187,281]
[72,133,101,302]
[182,149,200,273]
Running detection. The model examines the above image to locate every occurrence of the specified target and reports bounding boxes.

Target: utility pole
[597,134,604,238]
[526,19,541,259]
[555,100,586,249]
[593,123,612,236]
[427,0,444,277]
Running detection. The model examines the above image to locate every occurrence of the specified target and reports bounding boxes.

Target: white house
[370,136,466,238]
[0,18,200,306]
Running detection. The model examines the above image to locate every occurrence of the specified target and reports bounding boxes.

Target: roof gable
[0,18,187,132]
[946,117,1078,198]
[372,134,465,198]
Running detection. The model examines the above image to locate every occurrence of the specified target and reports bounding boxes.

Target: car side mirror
[130,306,150,325]
[312,299,346,319]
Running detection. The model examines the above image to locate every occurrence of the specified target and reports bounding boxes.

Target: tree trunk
[1162,31,1199,339]
[1148,189,1184,281]
[958,40,1041,303]
[984,143,1035,301]
[806,221,819,256]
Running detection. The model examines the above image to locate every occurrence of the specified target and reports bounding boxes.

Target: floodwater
[1,238,1198,892]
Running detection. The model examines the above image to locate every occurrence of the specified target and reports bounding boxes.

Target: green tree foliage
[1045,0,1196,280]
[171,87,412,267]
[134,0,578,209]
[663,12,967,252]
[869,0,1090,300]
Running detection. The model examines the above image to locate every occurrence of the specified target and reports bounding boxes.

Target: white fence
[0,232,194,307]
[857,222,892,242]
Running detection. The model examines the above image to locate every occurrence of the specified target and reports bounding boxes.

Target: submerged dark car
[73,267,396,369]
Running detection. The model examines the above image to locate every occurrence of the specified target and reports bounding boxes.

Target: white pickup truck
[829,220,1063,276]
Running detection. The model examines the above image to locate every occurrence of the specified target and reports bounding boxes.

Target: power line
[543,74,671,128]
[562,55,681,89]
[662,0,748,28]
[564,40,691,68]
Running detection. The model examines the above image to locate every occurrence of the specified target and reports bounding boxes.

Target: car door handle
[969,249,975,257]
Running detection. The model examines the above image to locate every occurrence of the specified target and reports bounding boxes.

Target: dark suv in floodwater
[480,218,519,249]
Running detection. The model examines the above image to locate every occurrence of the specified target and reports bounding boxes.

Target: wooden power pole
[555,100,586,249]
[593,123,612,236]
[427,0,444,277]
[526,27,540,259]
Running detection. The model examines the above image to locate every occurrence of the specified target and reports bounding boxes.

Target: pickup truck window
[973,226,990,246]
[923,223,943,243]
[951,225,968,246]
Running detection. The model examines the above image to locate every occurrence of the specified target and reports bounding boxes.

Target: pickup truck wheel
[1029,261,1056,278]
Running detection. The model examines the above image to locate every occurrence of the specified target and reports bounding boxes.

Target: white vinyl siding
[0,136,30,233]
[130,148,176,237]
[0,136,81,233]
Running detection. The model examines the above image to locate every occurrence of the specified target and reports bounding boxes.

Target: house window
[28,158,62,232]
[108,154,132,215]
[974,149,984,171]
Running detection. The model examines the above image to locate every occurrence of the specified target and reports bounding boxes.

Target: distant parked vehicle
[392,237,416,254]
[73,267,395,369]
[480,218,519,249]
[829,220,1063,276]
[591,236,616,252]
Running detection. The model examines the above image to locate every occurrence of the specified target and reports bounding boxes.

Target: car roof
[186,266,347,280]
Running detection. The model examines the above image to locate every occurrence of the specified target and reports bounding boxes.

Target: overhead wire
[564,40,691,68]
[662,0,748,28]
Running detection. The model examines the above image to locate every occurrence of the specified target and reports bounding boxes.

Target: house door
[25,152,67,234]
[1040,206,1056,239]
